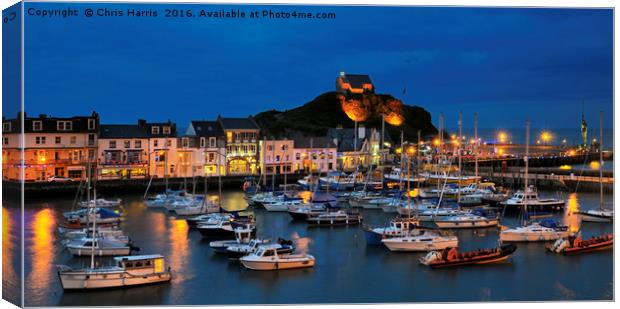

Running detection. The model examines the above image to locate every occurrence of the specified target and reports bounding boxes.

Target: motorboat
[306,210,363,226]
[240,245,315,270]
[173,199,219,216]
[546,233,613,254]
[500,187,565,212]
[576,209,614,223]
[287,204,327,221]
[264,199,306,212]
[185,213,231,227]
[227,238,294,259]
[384,168,426,185]
[79,198,122,208]
[419,244,517,268]
[57,254,171,290]
[209,227,253,253]
[500,219,570,242]
[197,219,255,239]
[63,208,122,225]
[432,212,499,229]
[382,230,459,252]
[363,218,419,245]
[65,237,133,256]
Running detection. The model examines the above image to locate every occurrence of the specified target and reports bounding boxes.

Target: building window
[209,137,216,148]
[276,155,280,162]
[208,153,215,163]
[33,121,42,131]
[88,134,96,146]
[2,122,11,132]
[182,137,189,148]
[124,140,130,148]
[152,126,160,134]
[226,132,233,143]
[70,136,76,144]
[135,140,142,148]
[88,119,95,130]
[200,137,206,148]
[55,136,61,144]
[163,126,171,134]
[282,144,288,151]
[267,145,273,151]
[154,140,159,147]
[296,153,301,160]
[109,141,117,149]
[3,137,8,145]
[35,136,46,144]
[166,140,172,147]
[57,121,72,131]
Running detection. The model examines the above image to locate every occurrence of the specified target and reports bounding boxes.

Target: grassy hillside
[254,91,438,142]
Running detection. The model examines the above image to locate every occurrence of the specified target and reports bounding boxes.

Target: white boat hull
[59,270,171,290]
[500,231,570,242]
[241,256,315,270]
[434,218,499,229]
[67,247,131,256]
[382,238,458,252]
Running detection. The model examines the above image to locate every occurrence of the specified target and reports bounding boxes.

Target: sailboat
[576,111,613,222]
[500,122,570,242]
[58,161,172,290]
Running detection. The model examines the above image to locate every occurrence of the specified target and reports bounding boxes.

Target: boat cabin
[115,255,168,274]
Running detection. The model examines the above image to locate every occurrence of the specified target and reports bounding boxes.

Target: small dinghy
[546,233,613,254]
[419,244,517,268]
[240,244,315,270]
[306,210,363,226]
[227,238,294,259]
[57,254,171,290]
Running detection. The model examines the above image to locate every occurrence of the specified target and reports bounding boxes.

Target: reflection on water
[2,206,19,305]
[564,193,581,233]
[4,189,613,306]
[27,208,57,297]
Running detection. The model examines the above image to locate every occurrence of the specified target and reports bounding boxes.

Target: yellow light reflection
[168,218,189,283]
[2,207,16,288]
[565,193,581,233]
[590,161,600,170]
[298,191,313,204]
[559,165,572,170]
[28,208,56,292]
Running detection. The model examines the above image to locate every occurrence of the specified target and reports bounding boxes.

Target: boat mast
[417,130,421,189]
[271,138,276,193]
[399,130,404,192]
[474,112,478,183]
[599,111,603,211]
[90,176,97,270]
[523,121,530,225]
[457,112,462,205]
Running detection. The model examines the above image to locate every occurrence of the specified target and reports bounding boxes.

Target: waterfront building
[259,139,295,175]
[184,121,227,177]
[335,71,374,95]
[291,136,338,173]
[2,112,99,181]
[217,116,260,175]
[97,124,149,180]
[139,119,178,179]
[328,126,390,171]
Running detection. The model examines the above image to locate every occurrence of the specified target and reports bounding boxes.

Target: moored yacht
[240,245,315,270]
[381,230,459,252]
[57,255,171,290]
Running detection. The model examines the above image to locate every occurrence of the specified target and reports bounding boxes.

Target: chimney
[39,114,47,119]
[138,119,146,127]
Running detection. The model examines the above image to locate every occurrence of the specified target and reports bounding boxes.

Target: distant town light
[498,132,508,143]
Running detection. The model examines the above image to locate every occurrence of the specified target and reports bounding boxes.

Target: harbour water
[2,190,613,305]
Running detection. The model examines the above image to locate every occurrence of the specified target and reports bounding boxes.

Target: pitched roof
[292,135,337,149]
[3,112,99,134]
[99,124,149,139]
[344,74,373,89]
[190,121,225,137]
[218,117,260,130]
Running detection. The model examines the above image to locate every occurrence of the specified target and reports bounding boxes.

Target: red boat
[419,244,517,268]
[547,233,613,254]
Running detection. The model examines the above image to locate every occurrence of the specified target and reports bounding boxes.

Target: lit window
[124,140,130,148]
[163,126,171,135]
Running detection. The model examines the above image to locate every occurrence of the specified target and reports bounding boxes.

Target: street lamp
[540,131,552,145]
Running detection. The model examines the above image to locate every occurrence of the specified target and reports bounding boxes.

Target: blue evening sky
[19,3,613,130]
